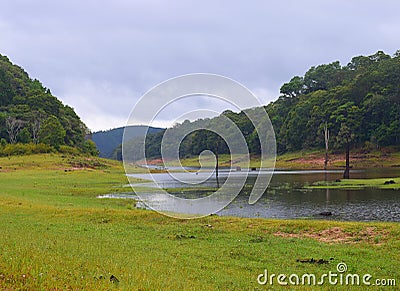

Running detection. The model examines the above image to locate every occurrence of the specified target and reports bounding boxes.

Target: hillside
[142,50,400,160]
[0,53,90,152]
[92,125,164,158]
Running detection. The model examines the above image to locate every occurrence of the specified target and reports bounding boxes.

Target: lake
[105,168,400,222]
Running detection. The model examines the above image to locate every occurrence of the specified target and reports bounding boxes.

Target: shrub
[82,140,99,156]
[30,143,54,154]
[0,143,54,156]
[58,145,81,156]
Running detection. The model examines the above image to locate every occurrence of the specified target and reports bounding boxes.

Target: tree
[369,50,391,63]
[333,103,362,179]
[303,61,342,93]
[323,122,329,170]
[18,127,31,143]
[215,136,220,188]
[82,140,99,156]
[31,118,41,144]
[337,123,353,178]
[39,116,66,149]
[282,100,312,151]
[6,116,24,144]
[280,76,304,97]
[347,55,372,71]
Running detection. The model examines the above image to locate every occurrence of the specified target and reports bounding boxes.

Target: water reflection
[123,169,400,222]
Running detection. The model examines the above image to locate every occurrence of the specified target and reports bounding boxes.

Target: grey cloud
[1,0,400,130]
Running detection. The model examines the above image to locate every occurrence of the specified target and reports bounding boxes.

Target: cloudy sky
[1,0,400,131]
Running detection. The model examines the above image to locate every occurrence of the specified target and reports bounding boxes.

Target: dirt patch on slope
[274,226,387,244]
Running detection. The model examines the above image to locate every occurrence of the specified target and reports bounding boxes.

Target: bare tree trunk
[215,139,220,188]
[323,122,329,170]
[343,141,350,179]
[31,119,41,144]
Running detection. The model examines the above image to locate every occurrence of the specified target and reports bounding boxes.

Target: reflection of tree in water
[325,188,330,209]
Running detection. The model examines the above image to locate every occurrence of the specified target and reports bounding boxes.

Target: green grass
[308,177,400,190]
[0,154,399,290]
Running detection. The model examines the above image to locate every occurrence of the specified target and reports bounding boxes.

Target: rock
[175,234,196,239]
[110,275,119,283]
[296,258,329,264]
[319,211,332,216]
[384,180,396,185]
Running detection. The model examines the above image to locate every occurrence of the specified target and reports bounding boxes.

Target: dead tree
[6,116,24,144]
[323,122,329,170]
[215,138,220,188]
[31,118,41,144]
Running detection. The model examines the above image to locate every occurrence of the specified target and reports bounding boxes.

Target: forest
[0,54,97,155]
[140,50,400,160]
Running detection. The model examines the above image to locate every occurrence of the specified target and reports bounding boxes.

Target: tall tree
[323,122,329,170]
[31,118,41,144]
[39,116,66,149]
[6,116,24,144]
[333,103,362,179]
[303,61,342,93]
[280,76,304,97]
[337,123,353,178]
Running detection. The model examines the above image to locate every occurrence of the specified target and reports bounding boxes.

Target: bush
[58,145,81,155]
[2,143,27,156]
[0,142,99,157]
[30,143,54,154]
[0,143,54,156]
[82,140,99,156]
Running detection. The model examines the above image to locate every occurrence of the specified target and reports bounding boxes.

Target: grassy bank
[308,177,400,190]
[155,148,400,170]
[276,148,400,169]
[0,154,399,290]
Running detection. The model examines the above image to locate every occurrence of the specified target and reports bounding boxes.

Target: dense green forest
[140,50,400,160]
[0,54,97,155]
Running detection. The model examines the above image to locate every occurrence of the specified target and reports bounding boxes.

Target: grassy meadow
[0,154,399,290]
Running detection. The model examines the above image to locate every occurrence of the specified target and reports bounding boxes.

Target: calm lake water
[104,168,400,222]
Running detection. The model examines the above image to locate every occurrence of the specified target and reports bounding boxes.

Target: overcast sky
[1,0,400,131]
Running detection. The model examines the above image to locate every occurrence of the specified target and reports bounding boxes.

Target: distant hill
[92,125,164,159]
